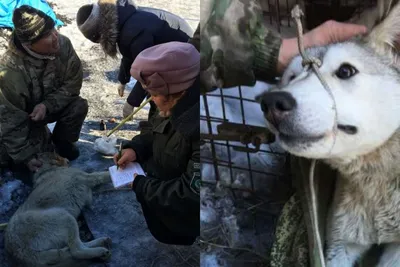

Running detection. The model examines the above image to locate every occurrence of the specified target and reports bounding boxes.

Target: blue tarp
[0,0,64,29]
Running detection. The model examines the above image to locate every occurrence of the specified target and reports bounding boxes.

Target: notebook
[109,162,146,188]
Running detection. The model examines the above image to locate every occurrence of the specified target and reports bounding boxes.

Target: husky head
[32,152,70,185]
[258,4,400,162]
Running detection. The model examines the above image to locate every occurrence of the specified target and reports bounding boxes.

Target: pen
[117,142,122,170]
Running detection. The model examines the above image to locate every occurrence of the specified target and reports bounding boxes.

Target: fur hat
[12,5,55,44]
[76,0,118,57]
[76,3,101,43]
[130,42,200,95]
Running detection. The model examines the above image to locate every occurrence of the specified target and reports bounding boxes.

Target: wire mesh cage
[199,84,292,266]
[200,86,289,195]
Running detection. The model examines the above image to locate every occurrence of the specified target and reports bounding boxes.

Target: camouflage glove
[200,0,282,93]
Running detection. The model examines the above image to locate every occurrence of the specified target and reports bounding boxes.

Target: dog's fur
[258,1,400,266]
[4,152,112,267]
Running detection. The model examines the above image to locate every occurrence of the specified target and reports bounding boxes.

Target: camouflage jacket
[200,0,282,93]
[0,33,83,164]
[200,1,337,267]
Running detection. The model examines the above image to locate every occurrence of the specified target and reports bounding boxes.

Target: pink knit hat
[130,42,200,95]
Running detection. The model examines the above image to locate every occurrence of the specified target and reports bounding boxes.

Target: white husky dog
[4,152,112,267]
[258,1,400,267]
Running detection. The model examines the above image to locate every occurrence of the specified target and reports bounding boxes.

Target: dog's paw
[100,250,112,262]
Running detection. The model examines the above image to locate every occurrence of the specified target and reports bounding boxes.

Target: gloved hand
[117,83,126,97]
[122,102,134,119]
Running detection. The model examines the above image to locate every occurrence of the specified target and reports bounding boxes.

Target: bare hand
[29,103,47,122]
[304,20,368,48]
[118,84,126,97]
[27,157,43,172]
[113,148,137,170]
[278,20,367,73]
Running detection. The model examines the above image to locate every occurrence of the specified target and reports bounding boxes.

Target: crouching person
[113,42,200,245]
[0,6,87,173]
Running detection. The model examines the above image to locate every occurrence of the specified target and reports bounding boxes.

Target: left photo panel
[0,0,201,267]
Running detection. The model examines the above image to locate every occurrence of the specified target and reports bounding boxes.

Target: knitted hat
[130,42,200,95]
[76,3,101,43]
[12,5,55,44]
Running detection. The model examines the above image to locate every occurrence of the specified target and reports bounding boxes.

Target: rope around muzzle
[291,5,339,267]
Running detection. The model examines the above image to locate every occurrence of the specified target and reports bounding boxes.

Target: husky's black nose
[260,91,297,127]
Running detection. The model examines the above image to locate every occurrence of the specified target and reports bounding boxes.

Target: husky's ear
[365,0,400,65]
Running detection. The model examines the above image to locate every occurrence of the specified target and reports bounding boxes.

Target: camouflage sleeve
[0,70,44,164]
[201,0,282,93]
[42,37,83,115]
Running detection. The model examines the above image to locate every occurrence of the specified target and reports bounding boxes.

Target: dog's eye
[289,75,296,82]
[336,64,358,79]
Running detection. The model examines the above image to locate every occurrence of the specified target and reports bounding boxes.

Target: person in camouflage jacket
[0,6,87,172]
[200,0,367,266]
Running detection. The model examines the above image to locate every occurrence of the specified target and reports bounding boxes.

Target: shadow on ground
[0,121,199,267]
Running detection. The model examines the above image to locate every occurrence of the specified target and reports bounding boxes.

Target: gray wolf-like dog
[4,152,112,267]
[258,1,400,267]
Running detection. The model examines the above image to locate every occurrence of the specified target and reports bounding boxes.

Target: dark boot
[54,140,80,161]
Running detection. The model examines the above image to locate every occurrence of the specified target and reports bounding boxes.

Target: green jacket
[0,33,83,164]
[200,1,338,266]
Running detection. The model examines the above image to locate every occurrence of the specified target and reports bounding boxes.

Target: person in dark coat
[76,0,193,121]
[113,42,200,245]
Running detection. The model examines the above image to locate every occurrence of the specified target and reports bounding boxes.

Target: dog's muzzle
[260,91,297,129]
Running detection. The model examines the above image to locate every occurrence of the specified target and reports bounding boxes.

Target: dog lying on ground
[257,1,400,266]
[4,152,112,267]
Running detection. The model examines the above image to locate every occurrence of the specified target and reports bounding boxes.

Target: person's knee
[73,97,89,118]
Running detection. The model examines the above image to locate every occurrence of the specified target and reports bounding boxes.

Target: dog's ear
[365,0,400,65]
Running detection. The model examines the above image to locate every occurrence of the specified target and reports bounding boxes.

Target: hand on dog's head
[258,2,400,162]
[36,151,69,167]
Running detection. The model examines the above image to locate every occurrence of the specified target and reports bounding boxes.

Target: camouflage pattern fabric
[0,33,84,165]
[270,194,309,267]
[200,0,282,93]
[12,5,56,44]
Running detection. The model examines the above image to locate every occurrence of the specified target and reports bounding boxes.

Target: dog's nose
[260,91,297,127]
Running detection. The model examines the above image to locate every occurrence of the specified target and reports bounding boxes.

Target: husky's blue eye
[336,64,358,79]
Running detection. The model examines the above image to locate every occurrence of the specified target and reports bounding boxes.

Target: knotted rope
[290,5,340,267]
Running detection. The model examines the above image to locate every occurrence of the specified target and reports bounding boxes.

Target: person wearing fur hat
[0,5,87,173]
[76,0,193,123]
[113,42,200,245]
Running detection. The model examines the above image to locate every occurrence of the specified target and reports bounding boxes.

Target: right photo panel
[199,0,389,267]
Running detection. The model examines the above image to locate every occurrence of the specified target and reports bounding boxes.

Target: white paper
[109,162,146,188]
